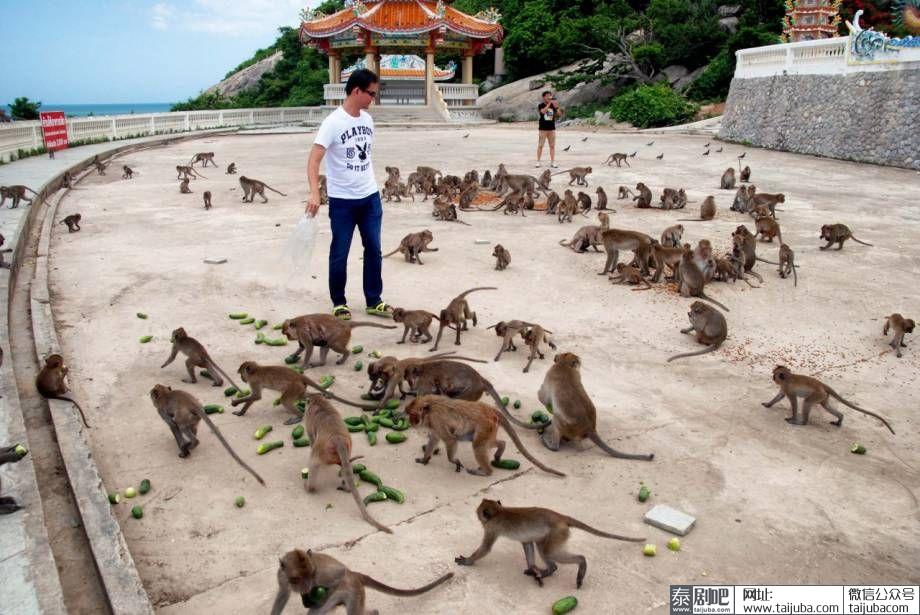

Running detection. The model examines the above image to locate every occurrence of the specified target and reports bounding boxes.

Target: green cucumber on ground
[200,369,213,380]
[376,417,395,429]
[366,430,377,446]
[531,410,550,424]
[136,312,148,319]
[351,345,363,354]
[293,437,311,447]
[385,399,400,410]
[255,332,267,345]
[361,416,378,432]
[378,485,405,504]
[124,487,137,499]
[500,396,510,407]
[224,386,238,397]
[273,396,282,406]
[257,441,284,455]
[638,485,651,503]
[346,423,365,433]
[228,312,248,320]
[368,350,382,358]
[851,442,867,454]
[253,425,273,440]
[131,506,143,519]
[139,479,151,495]
[552,596,578,615]
[254,319,268,329]
[108,492,121,505]
[353,360,363,372]
[264,338,288,346]
[139,335,153,343]
[358,469,382,487]
[301,468,310,479]
[239,317,255,325]
[491,458,521,471]
[236,389,251,398]
[385,432,407,444]
[351,463,366,474]
[14,444,28,458]
[235,496,245,508]
[203,404,224,415]
[344,416,364,426]
[272,323,283,330]
[513,399,521,409]
[363,491,387,505]
[291,424,305,439]
[318,375,335,389]
[390,419,409,431]
[284,353,300,364]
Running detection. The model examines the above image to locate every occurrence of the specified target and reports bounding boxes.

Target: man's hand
[305,194,320,217]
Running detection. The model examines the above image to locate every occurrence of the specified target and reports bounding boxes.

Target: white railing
[436,83,479,107]
[0,106,331,162]
[324,84,346,104]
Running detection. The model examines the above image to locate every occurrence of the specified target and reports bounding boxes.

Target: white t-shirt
[313,107,378,199]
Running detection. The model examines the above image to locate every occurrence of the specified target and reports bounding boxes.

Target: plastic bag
[282,213,318,281]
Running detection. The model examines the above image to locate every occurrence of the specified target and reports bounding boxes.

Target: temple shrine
[782,0,842,42]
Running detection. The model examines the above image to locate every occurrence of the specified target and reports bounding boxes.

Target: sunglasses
[363,88,379,96]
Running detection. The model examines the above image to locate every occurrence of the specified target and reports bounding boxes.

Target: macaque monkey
[732,224,771,273]
[559,220,605,253]
[430,287,497,351]
[609,263,652,290]
[678,249,730,311]
[632,182,652,208]
[179,178,192,194]
[226,162,237,174]
[385,166,401,183]
[820,223,872,250]
[481,169,492,188]
[693,239,716,283]
[490,163,508,191]
[398,181,415,202]
[148,384,265,483]
[617,186,634,200]
[522,325,556,373]
[720,167,736,190]
[740,165,751,182]
[417,165,442,185]
[282,314,396,369]
[730,186,750,212]
[301,395,391,533]
[576,192,592,213]
[35,354,90,428]
[202,190,212,210]
[392,308,441,344]
[0,445,28,514]
[762,366,895,434]
[556,166,592,187]
[408,395,564,476]
[93,156,106,175]
[598,229,654,276]
[557,190,577,223]
[61,171,73,190]
[366,354,485,403]
[668,301,727,362]
[604,153,629,167]
[650,241,684,282]
[544,191,561,215]
[751,192,784,218]
[383,230,437,264]
[432,199,471,226]
[0,185,38,209]
[239,176,286,203]
[270,548,452,615]
[660,224,684,248]
[188,152,216,167]
[0,233,12,269]
[175,165,203,180]
[755,215,781,243]
[493,244,511,271]
[121,165,134,179]
[534,169,553,195]
[161,327,241,390]
[883,313,914,358]
[455,499,644,588]
[538,353,654,459]
[59,214,82,233]
[463,169,478,184]
[678,196,716,221]
[488,320,535,361]
[522,192,536,211]
[382,179,404,203]
[595,187,610,211]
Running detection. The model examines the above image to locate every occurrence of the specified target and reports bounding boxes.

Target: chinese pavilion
[782,0,842,42]
[299,0,504,108]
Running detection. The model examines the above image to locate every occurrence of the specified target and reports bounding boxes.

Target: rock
[718,4,741,16]
[204,51,284,98]
[479,75,504,93]
[528,79,546,91]
[719,16,740,33]
[626,29,648,45]
[662,65,689,85]
[644,505,696,536]
[674,65,708,92]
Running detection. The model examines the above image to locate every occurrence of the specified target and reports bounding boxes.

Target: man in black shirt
[536,90,563,168]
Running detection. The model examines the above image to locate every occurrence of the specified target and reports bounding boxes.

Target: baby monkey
[883,313,914,358]
[522,325,556,373]
[455,498,644,588]
[391,307,441,344]
[609,263,651,290]
[203,190,212,210]
[161,327,241,390]
[493,244,511,270]
[60,214,82,233]
[121,165,135,179]
[777,243,797,286]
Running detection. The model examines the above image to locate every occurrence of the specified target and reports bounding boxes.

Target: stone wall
[719,70,920,170]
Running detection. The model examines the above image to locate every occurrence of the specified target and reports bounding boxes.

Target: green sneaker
[365,301,393,318]
[332,305,352,320]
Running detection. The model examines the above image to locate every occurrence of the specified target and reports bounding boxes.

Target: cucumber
[850,442,867,455]
[500,396,510,407]
[273,396,282,406]
[301,468,310,479]
[236,389,251,398]
[513,399,521,409]
[239,317,255,325]
[257,441,284,455]
[366,430,377,446]
[296,399,307,411]
[14,444,28,458]
[546,402,553,414]
[351,345,363,354]
[362,416,379,432]
[254,319,268,330]
[552,596,578,615]
[200,369,213,380]
[667,537,681,552]
[304,586,327,607]
[139,335,153,343]
[643,544,657,557]
[108,492,121,505]
[363,491,387,505]
[229,313,248,320]
[136,312,148,319]
[377,417,395,429]
[272,323,283,330]
[368,350,382,358]
[255,332,267,345]
[203,404,224,415]
[638,485,651,503]
[391,419,409,431]
[344,416,364,426]
[360,393,374,400]
[254,425,273,440]
[131,505,143,519]
[139,479,151,495]
[235,496,245,508]
[284,353,300,364]
[491,458,521,471]
[351,463,366,474]
[379,485,405,504]
[224,386,238,397]
[318,375,335,389]
[531,410,550,424]
[385,432,407,444]
[347,423,365,433]
[358,469,382,487]
[385,399,400,410]
[124,487,137,499]
[293,437,311,447]
[353,360,363,372]
[291,425,305,439]
[264,338,288,346]
[289,365,304,374]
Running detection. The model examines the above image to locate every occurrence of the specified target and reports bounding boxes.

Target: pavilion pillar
[494,46,506,79]
[365,49,376,74]
[462,52,474,106]
[425,50,435,107]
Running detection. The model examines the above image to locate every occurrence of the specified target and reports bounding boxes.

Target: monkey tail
[24,186,39,195]
[746,269,764,283]
[698,291,730,312]
[485,381,544,430]
[198,410,266,485]
[587,432,654,461]
[46,395,91,428]
[562,515,645,542]
[667,344,719,362]
[455,286,498,300]
[264,185,287,196]
[850,236,874,247]
[791,262,798,287]
[348,322,398,330]
[336,439,392,533]
[495,412,565,476]
[676,218,705,222]
[299,375,378,410]
[357,572,453,596]
[825,388,895,434]
[756,256,780,266]
[206,357,243,392]
[558,239,572,248]
[382,247,401,258]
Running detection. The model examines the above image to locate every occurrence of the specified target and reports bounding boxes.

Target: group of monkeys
[171,151,289,208]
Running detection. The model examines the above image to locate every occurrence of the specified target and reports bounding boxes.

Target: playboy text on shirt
[340,125,373,172]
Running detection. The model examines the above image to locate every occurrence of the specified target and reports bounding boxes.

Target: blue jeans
[328,191,383,308]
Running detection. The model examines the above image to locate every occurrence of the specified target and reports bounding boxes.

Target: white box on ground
[474,239,490,245]
[204,257,228,264]
[644,504,696,536]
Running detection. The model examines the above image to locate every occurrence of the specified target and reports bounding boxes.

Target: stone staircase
[369,104,448,124]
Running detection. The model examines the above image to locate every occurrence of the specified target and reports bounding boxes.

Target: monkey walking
[239,176,286,202]
[455,499,644,588]
[382,230,437,265]
[489,320,535,362]
[281,314,396,369]
[604,153,630,167]
[762,366,895,434]
[819,224,873,250]
[667,301,727,362]
[121,165,135,179]
[271,548,452,615]
[35,354,90,427]
[0,185,39,209]
[59,214,82,233]
[161,327,241,390]
[0,445,28,514]
[883,314,914,358]
[430,287,498,351]
[391,308,443,344]
[552,166,592,187]
[522,325,556,373]
[202,191,212,210]
[777,243,797,286]
[188,152,216,167]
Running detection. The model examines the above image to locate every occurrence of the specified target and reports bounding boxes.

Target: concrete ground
[48,125,919,613]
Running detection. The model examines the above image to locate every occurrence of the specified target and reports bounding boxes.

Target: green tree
[609,82,698,127]
[9,97,41,120]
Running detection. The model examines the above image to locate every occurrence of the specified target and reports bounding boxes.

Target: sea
[4,103,175,118]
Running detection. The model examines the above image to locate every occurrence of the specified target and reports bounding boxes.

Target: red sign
[40,111,69,152]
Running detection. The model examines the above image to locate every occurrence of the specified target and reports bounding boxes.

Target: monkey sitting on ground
[668,301,727,362]
[35,354,90,428]
[778,243,797,286]
[481,169,492,188]
[408,395,564,476]
[576,192,592,213]
[557,190,578,223]
[720,167,736,190]
[149,384,265,484]
[493,244,511,270]
[819,224,873,250]
[383,230,437,264]
[883,313,915,358]
[179,178,192,194]
[604,153,630,167]
[617,185,634,200]
[282,314,396,369]
[93,156,107,175]
[609,263,652,291]
[271,548,452,615]
[59,214,82,233]
[762,366,895,434]
[61,171,73,190]
[632,182,652,208]
[0,445,28,514]
[660,224,684,249]
[595,187,611,211]
[203,190,212,210]
[740,165,751,182]
[755,214,782,243]
[0,185,38,209]
[538,353,654,459]
[455,498,644,588]
[544,191,561,215]
[226,162,237,174]
[678,248,730,311]
[678,196,716,222]
[161,327,241,390]
[239,176,287,203]
[391,308,442,344]
[121,165,135,179]
[430,287,497,351]
[522,325,557,373]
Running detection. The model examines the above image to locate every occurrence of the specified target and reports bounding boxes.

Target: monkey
[751,192,784,218]
[883,313,914,358]
[382,230,437,264]
[720,167,736,190]
[366,353,486,403]
[820,223,872,250]
[175,165,203,180]
[617,185,634,200]
[500,193,526,216]
[148,384,265,484]
[226,162,237,174]
[660,224,684,248]
[597,211,610,231]
[522,325,557,373]
[463,169,479,184]
[281,314,396,369]
[397,181,415,202]
[521,191,536,211]
[160,327,241,390]
[576,192,592,213]
[408,396,565,476]
[59,214,82,233]
[61,171,73,190]
[594,187,610,211]
[432,199,471,226]
[457,187,478,210]
[672,188,690,210]
[538,352,655,459]
[188,152,217,167]
[557,190,578,223]
[678,248,730,311]
[416,165,442,185]
[499,174,538,198]
[0,444,27,514]
[713,256,740,284]
[392,308,442,344]
[239,176,286,203]
[650,240,685,282]
[488,320,536,361]
[762,366,895,434]
[35,354,90,428]
[232,361,373,424]
[481,169,492,188]
[121,165,135,179]
[553,166,592,187]
[693,239,717,283]
[0,185,38,209]
[202,190,212,210]
[632,182,653,208]
[750,204,772,219]
[732,224,771,273]
[678,196,716,222]
[301,394,392,534]
[544,191,561,215]
[603,153,630,167]
[0,233,12,269]
[455,498,644,588]
[730,186,750,212]
[533,169,553,195]
[271,548,452,615]
[381,179,404,203]
[660,190,677,211]
[179,178,192,194]
[598,229,654,276]
[755,214,782,243]
[490,163,508,192]
[667,301,728,362]
[385,166,401,184]
[93,156,107,175]
[493,244,511,271]
[559,219,606,253]
[430,287,497,351]
[609,263,652,291]
[740,165,751,182]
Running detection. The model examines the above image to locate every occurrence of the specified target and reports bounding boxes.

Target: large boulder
[719,16,740,33]
[204,51,284,98]
[662,65,689,85]
[718,4,741,16]
[674,65,708,92]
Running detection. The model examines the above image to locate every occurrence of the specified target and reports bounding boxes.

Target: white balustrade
[436,83,479,107]
[324,84,346,103]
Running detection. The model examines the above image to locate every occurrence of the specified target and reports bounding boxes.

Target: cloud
[151,2,175,30]
[149,0,316,37]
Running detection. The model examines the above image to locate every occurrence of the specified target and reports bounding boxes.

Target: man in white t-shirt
[306,69,391,320]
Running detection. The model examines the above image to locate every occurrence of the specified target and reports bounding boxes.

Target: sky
[0,0,320,104]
